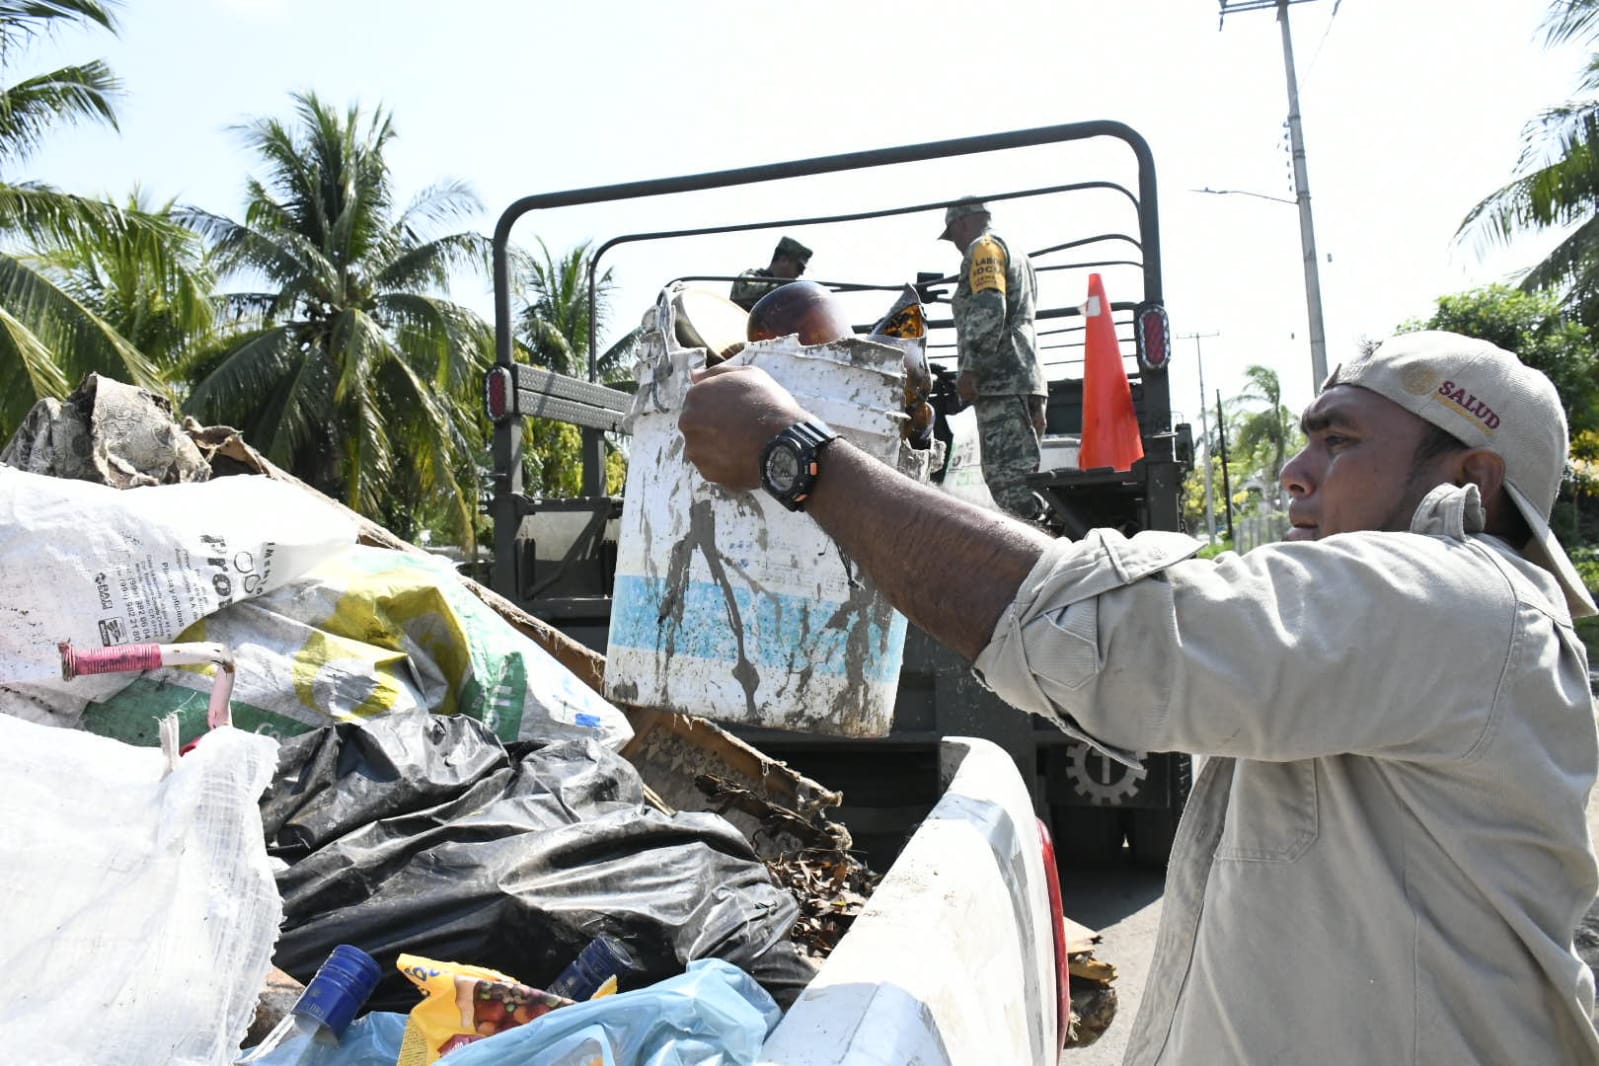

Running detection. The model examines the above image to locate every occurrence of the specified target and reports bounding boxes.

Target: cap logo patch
[1437,379,1501,431]
[1398,363,1440,394]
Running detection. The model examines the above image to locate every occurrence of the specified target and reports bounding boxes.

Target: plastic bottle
[544,935,639,1002]
[234,945,382,1064]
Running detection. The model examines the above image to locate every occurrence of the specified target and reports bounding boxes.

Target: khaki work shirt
[975,485,1599,1064]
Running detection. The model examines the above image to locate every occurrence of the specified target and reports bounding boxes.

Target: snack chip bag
[396,954,574,1064]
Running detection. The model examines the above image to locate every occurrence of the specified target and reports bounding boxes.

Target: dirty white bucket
[605,287,929,737]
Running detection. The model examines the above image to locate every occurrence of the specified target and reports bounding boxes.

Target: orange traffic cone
[1077,273,1145,472]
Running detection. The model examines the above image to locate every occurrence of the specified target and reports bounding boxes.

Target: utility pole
[1180,331,1221,545]
[1218,0,1330,388]
[1216,389,1235,544]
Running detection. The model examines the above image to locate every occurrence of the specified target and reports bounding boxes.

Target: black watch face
[765,445,801,492]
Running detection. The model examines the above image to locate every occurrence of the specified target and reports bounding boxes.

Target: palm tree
[1457,1,1599,323]
[26,189,216,377]
[180,92,493,544]
[1232,364,1295,492]
[0,0,193,437]
[514,238,639,497]
[516,238,639,383]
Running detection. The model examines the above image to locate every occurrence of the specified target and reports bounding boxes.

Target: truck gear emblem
[1065,745,1147,805]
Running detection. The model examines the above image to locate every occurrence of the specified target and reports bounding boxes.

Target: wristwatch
[760,419,838,511]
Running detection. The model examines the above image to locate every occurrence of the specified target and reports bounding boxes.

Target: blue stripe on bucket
[609,574,906,684]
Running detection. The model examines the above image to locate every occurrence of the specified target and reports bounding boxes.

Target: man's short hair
[1412,421,1467,465]
[1326,330,1595,617]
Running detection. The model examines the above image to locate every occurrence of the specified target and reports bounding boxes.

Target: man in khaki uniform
[729,236,812,312]
[676,330,1599,1063]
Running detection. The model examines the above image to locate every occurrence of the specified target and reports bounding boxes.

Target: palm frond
[374,231,491,294]
[1521,214,1599,296]
[334,313,403,511]
[377,290,491,391]
[180,205,340,299]
[262,347,336,475]
[24,190,215,369]
[0,62,119,167]
[394,179,482,235]
[0,184,175,264]
[0,250,160,390]
[371,341,474,539]
[0,298,69,431]
[596,323,642,383]
[0,2,116,53]
[181,325,297,426]
[1542,0,1599,47]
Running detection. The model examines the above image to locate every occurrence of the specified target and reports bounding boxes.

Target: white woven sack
[0,717,282,1065]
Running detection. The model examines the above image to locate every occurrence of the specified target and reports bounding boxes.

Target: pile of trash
[0,376,875,1064]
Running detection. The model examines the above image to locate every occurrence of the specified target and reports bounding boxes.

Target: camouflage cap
[774,236,813,265]
[939,198,990,240]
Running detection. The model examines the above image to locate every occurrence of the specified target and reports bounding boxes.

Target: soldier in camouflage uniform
[941,199,1047,519]
[729,235,813,311]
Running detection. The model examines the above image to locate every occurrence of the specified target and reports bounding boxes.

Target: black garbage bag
[261,713,816,1011]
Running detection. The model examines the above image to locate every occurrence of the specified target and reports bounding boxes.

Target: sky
[17,0,1592,433]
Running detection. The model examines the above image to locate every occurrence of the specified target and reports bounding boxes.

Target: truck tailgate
[760,737,1059,1065]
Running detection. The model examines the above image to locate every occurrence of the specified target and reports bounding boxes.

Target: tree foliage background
[0,2,624,550]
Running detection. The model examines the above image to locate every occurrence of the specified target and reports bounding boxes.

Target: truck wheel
[1049,805,1126,867]
[1127,754,1192,869]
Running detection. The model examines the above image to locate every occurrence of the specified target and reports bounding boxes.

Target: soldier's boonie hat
[774,236,812,265]
[939,198,990,240]
[1324,330,1596,618]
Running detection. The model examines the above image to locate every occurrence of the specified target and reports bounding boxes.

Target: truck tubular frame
[489,120,1166,602]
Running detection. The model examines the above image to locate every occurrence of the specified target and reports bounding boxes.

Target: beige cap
[1325,330,1596,618]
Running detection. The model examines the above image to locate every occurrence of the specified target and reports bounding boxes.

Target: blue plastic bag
[278,960,778,1065]
[248,1011,408,1065]
[443,959,781,1066]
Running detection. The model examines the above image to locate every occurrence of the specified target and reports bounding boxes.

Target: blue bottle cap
[292,944,382,1037]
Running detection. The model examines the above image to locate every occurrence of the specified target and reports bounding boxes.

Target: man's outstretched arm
[678,363,1052,661]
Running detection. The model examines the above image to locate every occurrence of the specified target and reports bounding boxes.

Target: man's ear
[1458,448,1524,539]
[1458,448,1506,500]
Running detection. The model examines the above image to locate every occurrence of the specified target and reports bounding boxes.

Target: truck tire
[1049,804,1126,867]
[1127,753,1192,869]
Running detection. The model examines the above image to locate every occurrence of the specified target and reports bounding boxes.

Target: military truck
[484,120,1193,872]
